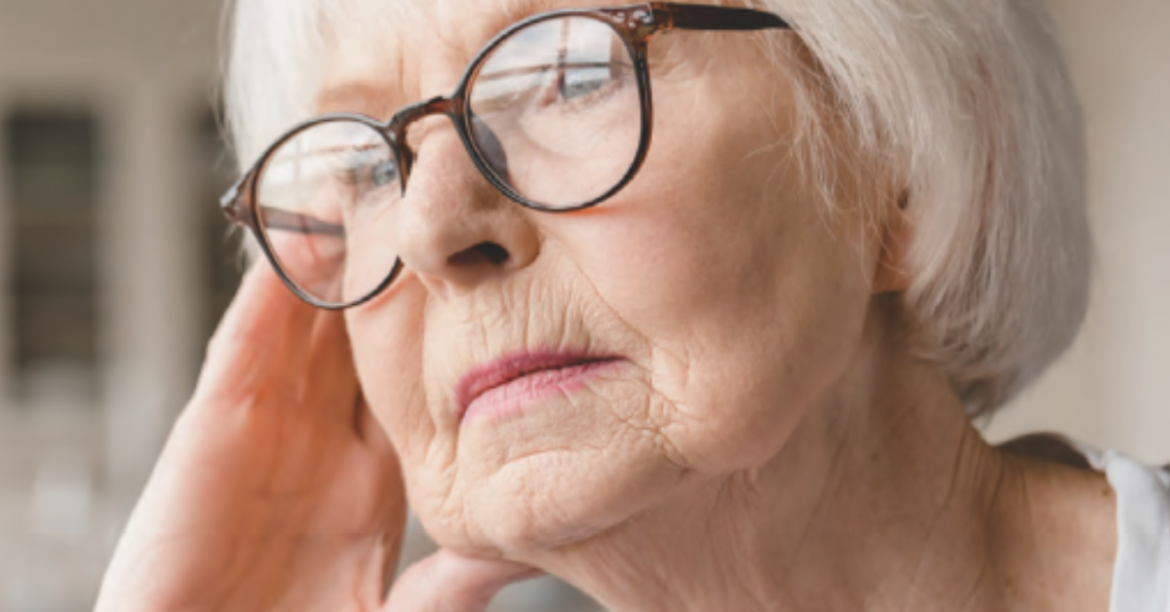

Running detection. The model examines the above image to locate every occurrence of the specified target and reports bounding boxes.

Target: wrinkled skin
[341,0,871,557]
[97,1,1120,611]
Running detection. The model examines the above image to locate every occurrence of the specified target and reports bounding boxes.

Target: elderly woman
[97,0,1169,610]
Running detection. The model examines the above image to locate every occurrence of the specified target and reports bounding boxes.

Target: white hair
[223,0,1090,416]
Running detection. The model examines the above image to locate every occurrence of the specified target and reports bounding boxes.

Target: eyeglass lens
[253,15,644,306]
[468,16,641,207]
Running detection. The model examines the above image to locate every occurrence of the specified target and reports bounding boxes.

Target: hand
[95,263,538,612]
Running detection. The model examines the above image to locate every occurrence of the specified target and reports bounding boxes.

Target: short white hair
[223,0,1090,416]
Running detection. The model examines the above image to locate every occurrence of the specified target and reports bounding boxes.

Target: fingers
[304,298,361,412]
[217,259,315,352]
[193,261,361,430]
[384,550,542,612]
[196,261,315,394]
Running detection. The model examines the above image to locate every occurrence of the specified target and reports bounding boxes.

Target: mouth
[454,350,624,422]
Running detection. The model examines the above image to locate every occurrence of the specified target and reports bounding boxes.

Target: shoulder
[1000,433,1170,612]
[998,432,1095,470]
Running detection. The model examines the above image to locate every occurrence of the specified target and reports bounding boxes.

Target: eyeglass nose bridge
[385,95,467,185]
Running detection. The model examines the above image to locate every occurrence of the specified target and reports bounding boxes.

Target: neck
[529,310,1116,611]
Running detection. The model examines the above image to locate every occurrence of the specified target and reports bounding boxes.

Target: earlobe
[872,192,914,295]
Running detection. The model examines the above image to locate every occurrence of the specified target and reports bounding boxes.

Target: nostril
[478,242,510,264]
[448,242,510,267]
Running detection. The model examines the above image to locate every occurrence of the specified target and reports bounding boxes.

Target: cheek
[568,203,872,475]
[538,98,875,474]
[349,279,480,547]
[347,279,437,468]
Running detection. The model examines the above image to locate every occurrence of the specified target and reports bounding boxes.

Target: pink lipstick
[454,350,622,422]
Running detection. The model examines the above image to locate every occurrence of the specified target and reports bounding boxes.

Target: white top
[1079,447,1170,612]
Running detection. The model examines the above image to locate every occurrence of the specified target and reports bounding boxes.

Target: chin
[468,445,689,553]
[413,379,694,554]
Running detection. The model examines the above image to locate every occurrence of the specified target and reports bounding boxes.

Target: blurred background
[0,0,1165,610]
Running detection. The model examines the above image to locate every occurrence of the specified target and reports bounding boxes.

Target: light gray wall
[0,0,222,486]
[0,3,223,609]
[984,0,1170,464]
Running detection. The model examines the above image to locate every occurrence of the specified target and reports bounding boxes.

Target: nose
[391,123,540,299]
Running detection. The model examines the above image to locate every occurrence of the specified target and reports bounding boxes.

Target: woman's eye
[369,160,399,187]
[339,157,397,191]
[557,67,611,103]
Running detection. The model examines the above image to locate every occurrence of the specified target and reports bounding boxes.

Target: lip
[454,350,623,422]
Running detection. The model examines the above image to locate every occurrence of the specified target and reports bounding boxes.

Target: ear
[872,192,914,295]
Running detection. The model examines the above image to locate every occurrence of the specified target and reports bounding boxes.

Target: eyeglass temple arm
[220,174,256,228]
[221,175,344,237]
[259,207,345,237]
[650,3,790,32]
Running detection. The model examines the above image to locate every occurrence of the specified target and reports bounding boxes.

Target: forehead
[316,0,641,115]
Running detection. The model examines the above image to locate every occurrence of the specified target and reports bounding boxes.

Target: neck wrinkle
[527,312,1014,612]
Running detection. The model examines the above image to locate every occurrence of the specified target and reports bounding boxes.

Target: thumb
[385,549,542,612]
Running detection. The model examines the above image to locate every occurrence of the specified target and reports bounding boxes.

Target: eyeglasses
[220,2,790,309]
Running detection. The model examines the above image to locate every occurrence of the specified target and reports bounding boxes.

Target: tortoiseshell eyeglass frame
[220,2,792,310]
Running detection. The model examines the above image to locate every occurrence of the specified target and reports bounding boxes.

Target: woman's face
[331,0,884,555]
